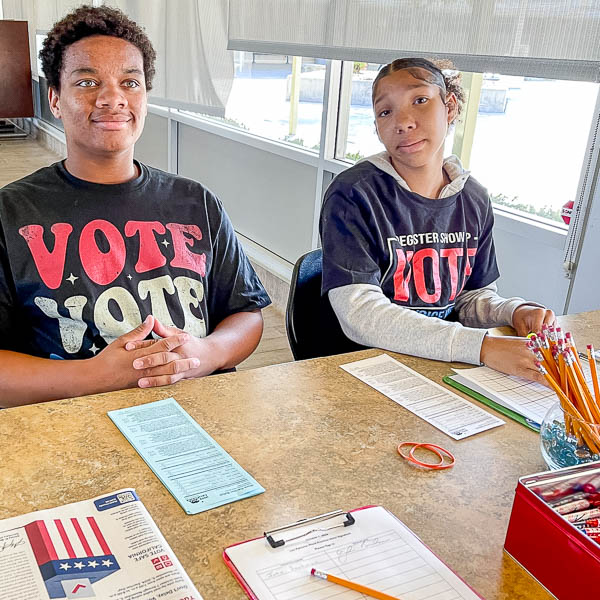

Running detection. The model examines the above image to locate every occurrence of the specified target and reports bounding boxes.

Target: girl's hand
[512,305,555,337]
[480,335,546,385]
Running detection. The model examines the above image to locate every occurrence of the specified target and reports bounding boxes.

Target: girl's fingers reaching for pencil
[512,305,556,337]
[480,335,547,385]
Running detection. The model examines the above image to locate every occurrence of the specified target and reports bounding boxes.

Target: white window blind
[108,0,233,117]
[2,0,82,77]
[3,0,234,116]
[227,0,600,82]
[1,0,22,20]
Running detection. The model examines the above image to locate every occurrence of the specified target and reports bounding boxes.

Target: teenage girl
[320,57,554,383]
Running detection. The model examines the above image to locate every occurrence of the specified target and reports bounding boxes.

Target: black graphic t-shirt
[320,160,499,319]
[0,161,270,359]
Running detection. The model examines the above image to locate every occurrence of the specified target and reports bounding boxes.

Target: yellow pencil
[537,362,600,453]
[311,568,401,600]
[588,345,600,409]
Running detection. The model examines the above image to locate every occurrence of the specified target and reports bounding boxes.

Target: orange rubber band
[410,443,455,470]
[397,442,443,463]
[397,442,455,470]
[397,441,416,459]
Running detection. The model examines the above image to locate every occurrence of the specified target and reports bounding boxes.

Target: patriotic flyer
[0,489,202,600]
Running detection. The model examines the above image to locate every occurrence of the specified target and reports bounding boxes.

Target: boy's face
[49,35,147,158]
[373,68,456,173]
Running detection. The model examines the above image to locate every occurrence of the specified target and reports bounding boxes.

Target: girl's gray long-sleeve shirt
[326,152,543,364]
[329,282,538,365]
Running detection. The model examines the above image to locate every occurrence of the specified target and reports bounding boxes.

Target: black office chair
[286,249,366,360]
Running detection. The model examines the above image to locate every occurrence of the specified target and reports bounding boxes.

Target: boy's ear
[48,86,62,119]
[446,92,458,125]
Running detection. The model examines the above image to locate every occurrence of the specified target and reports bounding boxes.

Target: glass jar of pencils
[540,402,600,470]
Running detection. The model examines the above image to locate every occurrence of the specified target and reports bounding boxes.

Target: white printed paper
[0,490,202,600]
[450,361,592,426]
[225,506,482,599]
[341,354,504,439]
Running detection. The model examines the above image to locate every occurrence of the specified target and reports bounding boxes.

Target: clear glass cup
[540,402,600,470]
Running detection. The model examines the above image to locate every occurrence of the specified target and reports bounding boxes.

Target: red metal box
[505,462,600,600]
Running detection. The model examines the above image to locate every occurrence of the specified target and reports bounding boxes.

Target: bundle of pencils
[529,325,600,453]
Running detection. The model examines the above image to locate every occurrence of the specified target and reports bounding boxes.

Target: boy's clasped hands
[91,315,217,391]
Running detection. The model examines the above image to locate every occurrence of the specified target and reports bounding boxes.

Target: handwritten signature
[335,533,398,563]
[0,537,25,553]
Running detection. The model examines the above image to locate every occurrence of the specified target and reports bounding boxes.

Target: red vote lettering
[393,249,414,301]
[464,247,477,278]
[79,220,126,285]
[124,221,167,273]
[455,247,478,296]
[392,245,479,305]
[18,223,73,290]
[413,248,441,303]
[166,223,206,277]
[440,247,464,301]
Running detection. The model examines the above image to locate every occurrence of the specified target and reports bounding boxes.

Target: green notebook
[442,375,540,433]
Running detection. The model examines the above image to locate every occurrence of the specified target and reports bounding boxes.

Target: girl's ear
[445,92,458,125]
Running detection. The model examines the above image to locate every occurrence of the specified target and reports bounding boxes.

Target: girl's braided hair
[372,57,466,123]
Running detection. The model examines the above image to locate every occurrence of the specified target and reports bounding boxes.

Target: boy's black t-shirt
[320,160,500,319]
[0,161,270,358]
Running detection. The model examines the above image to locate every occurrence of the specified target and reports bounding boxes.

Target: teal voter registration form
[108,398,265,514]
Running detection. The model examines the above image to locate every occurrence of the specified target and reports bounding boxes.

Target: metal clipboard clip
[264,509,355,549]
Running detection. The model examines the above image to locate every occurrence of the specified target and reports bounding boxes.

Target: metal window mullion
[320,60,342,161]
[313,59,342,249]
[563,86,600,268]
[451,72,483,170]
[167,115,179,175]
[334,61,354,160]
[563,85,600,312]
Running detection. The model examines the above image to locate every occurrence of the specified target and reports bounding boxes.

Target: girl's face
[373,68,457,173]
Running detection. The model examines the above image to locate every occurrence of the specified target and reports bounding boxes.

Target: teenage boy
[0,6,270,406]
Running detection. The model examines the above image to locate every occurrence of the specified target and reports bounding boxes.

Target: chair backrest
[286,249,366,360]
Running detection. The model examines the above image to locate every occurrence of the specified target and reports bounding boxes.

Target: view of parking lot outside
[470,77,598,224]
[205,52,326,151]
[197,53,599,225]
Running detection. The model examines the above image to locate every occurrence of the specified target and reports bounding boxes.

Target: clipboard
[443,375,541,432]
[223,508,370,599]
[223,506,484,600]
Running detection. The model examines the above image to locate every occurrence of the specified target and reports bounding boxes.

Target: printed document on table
[450,361,593,426]
[341,354,504,440]
[224,506,482,600]
[0,489,202,600]
[108,398,264,514]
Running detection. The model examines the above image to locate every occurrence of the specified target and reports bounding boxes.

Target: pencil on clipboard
[311,568,401,600]
[223,506,484,600]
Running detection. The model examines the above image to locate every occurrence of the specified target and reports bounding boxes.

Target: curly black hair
[39,5,156,92]
[372,57,466,124]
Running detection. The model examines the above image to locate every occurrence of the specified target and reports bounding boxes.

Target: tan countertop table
[2,310,599,600]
